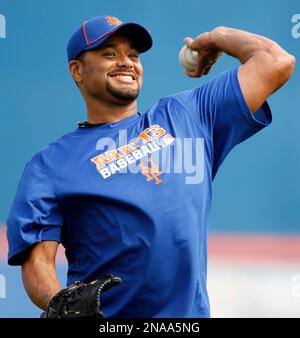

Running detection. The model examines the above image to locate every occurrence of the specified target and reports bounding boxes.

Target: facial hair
[106,81,140,101]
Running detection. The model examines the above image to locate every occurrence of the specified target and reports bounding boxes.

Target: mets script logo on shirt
[90,125,175,183]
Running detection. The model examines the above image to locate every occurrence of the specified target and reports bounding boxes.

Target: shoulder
[148,89,197,114]
[159,68,237,107]
[27,131,78,170]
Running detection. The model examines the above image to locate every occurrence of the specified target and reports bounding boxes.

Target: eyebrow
[101,43,118,49]
[100,42,138,50]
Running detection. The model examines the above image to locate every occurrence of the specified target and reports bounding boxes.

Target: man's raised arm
[185,27,296,113]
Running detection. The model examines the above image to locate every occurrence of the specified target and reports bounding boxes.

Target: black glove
[41,274,122,318]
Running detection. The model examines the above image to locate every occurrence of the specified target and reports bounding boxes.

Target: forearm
[22,255,61,310]
[187,27,295,81]
[210,26,295,90]
[210,27,289,64]
[186,27,295,111]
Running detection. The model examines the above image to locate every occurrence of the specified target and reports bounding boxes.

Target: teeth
[110,74,134,81]
[115,75,133,80]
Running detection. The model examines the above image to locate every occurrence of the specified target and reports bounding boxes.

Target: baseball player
[6,15,295,318]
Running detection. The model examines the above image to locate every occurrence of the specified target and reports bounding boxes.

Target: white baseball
[179,45,198,72]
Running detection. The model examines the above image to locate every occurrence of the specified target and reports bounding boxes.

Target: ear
[69,60,84,84]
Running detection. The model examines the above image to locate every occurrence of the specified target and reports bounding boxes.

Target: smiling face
[70,33,143,105]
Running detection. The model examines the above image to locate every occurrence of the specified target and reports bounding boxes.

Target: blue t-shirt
[6,67,272,318]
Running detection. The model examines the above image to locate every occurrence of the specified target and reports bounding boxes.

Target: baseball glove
[42,274,122,318]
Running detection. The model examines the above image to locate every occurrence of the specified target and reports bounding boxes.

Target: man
[6,15,295,318]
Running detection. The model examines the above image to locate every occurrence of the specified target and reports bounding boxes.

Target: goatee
[106,82,140,101]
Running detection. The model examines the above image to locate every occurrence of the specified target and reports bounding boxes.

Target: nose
[116,54,134,68]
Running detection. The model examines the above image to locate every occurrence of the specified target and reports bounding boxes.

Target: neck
[85,97,138,124]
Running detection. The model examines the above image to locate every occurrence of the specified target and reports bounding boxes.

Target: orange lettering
[135,128,152,143]
[91,149,122,169]
[118,143,139,155]
[150,125,166,139]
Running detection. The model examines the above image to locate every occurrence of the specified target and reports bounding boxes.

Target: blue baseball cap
[67,15,153,62]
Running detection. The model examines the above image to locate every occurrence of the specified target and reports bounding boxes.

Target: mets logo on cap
[105,16,122,27]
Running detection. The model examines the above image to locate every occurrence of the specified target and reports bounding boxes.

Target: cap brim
[83,22,152,54]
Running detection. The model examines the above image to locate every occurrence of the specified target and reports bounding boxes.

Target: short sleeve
[6,160,63,265]
[173,67,272,179]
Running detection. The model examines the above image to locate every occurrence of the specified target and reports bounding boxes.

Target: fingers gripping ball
[179,45,198,72]
[43,274,122,318]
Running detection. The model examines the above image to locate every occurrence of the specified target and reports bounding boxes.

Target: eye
[129,53,140,60]
[103,51,115,57]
